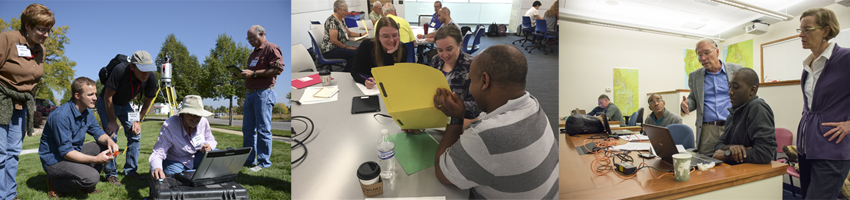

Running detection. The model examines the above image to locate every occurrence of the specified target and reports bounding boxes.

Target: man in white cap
[96,50,158,185]
[150,95,217,179]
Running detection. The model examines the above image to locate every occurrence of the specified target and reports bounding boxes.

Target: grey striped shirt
[439,92,559,199]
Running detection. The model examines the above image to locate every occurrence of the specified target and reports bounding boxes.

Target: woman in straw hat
[149,95,217,180]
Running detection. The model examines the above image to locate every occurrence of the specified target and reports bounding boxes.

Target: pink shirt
[149,115,217,170]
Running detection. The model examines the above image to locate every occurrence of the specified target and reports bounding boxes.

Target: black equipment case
[149,176,249,200]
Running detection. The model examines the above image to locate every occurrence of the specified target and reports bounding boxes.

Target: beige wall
[560,4,850,145]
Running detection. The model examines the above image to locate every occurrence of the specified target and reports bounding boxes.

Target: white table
[291,72,468,199]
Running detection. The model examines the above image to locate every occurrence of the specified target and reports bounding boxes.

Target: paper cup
[672,153,692,182]
[357,161,383,196]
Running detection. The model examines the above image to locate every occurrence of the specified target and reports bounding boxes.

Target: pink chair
[775,128,799,197]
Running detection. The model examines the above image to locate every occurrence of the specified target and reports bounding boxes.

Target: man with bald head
[711,68,776,164]
[240,25,284,172]
[418,7,460,40]
[432,44,558,199]
[369,1,382,25]
[681,38,743,156]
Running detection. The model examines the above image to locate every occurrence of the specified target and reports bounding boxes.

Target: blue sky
[0,0,291,108]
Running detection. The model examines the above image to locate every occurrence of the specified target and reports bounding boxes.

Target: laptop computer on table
[643,124,722,168]
[174,147,253,186]
[602,114,638,137]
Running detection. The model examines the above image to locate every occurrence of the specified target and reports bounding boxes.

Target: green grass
[209,124,292,137]
[16,121,290,199]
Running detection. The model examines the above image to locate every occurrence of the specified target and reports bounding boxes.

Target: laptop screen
[643,124,678,165]
[193,147,253,180]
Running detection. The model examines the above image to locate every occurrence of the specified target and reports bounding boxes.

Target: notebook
[313,87,339,98]
[292,73,333,89]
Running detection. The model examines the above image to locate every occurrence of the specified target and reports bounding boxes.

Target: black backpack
[563,114,604,136]
[98,54,130,82]
[487,22,499,37]
[460,26,471,36]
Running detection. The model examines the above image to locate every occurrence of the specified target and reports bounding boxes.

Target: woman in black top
[351,17,409,89]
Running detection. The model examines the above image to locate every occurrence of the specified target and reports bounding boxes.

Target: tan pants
[698,124,725,155]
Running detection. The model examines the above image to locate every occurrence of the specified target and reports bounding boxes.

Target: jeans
[322,47,356,72]
[161,151,206,175]
[243,89,275,168]
[0,108,25,200]
[96,96,141,177]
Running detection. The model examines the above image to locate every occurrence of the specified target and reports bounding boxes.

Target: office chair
[774,128,799,197]
[527,19,558,55]
[464,26,486,54]
[666,124,695,149]
[405,42,415,63]
[308,31,346,71]
[512,16,533,47]
[291,43,319,72]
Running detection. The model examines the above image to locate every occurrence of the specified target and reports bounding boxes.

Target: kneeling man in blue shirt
[39,77,120,198]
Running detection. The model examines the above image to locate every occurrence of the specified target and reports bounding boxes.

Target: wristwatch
[448,117,463,125]
[252,70,258,78]
[724,149,731,157]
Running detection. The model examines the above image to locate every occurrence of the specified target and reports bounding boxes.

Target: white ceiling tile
[722,10,758,22]
[656,0,692,10]
[680,1,715,15]
[700,4,738,19]
[629,0,662,5]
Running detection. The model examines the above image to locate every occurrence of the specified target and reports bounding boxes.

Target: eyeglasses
[34,26,52,34]
[797,26,823,34]
[246,34,258,41]
[649,99,664,105]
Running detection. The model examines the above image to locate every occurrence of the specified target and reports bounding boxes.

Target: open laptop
[602,114,638,136]
[174,147,253,186]
[643,124,722,168]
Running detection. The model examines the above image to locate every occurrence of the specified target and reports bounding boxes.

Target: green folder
[391,132,440,175]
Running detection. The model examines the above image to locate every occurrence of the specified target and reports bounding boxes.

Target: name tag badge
[431,22,436,27]
[16,45,31,57]
[249,59,259,67]
[192,134,204,147]
[128,112,140,122]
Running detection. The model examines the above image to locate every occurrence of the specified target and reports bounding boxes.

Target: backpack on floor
[498,24,507,36]
[487,22,499,37]
[460,26,472,36]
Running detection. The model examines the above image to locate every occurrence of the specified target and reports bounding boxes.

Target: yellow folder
[371,63,451,129]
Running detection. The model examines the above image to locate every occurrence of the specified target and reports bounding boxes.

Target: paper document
[391,132,439,175]
[372,63,451,129]
[650,145,687,156]
[619,134,649,142]
[312,87,339,98]
[298,86,339,105]
[611,142,652,151]
[355,83,380,96]
[354,33,369,41]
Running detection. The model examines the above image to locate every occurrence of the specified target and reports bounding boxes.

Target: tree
[217,106,227,113]
[1,17,76,104]
[199,34,251,125]
[273,103,286,114]
[154,34,205,105]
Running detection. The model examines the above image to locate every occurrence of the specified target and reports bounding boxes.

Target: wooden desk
[559,134,786,199]
[558,119,640,132]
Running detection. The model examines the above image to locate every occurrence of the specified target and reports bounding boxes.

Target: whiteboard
[761,28,850,82]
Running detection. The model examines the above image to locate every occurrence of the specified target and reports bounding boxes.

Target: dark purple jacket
[798,44,850,160]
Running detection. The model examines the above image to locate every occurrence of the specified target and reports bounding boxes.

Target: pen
[359,74,374,82]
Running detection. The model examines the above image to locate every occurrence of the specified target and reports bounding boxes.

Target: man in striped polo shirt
[433,44,558,199]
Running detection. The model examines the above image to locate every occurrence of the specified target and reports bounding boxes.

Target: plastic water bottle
[377,129,396,180]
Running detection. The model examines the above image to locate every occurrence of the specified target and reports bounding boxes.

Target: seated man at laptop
[40,77,120,197]
[645,93,682,127]
[150,95,217,180]
[589,94,624,125]
[712,68,776,164]
[432,44,558,199]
